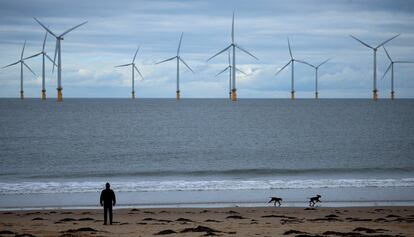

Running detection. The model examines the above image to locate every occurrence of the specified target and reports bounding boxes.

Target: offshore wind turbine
[156,32,193,100]
[208,12,258,101]
[350,34,400,100]
[115,47,144,99]
[302,58,331,99]
[2,41,37,99]
[381,46,414,100]
[275,37,311,100]
[215,50,247,99]
[34,17,87,102]
[23,32,56,100]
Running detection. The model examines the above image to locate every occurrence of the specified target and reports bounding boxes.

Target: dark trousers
[103,205,113,224]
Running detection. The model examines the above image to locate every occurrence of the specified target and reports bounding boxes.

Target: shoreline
[1,206,413,237]
[2,200,414,212]
[2,187,414,211]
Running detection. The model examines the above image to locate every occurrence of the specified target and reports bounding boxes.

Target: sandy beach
[1,206,413,237]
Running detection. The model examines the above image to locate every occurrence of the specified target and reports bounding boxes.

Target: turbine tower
[301,59,331,99]
[275,37,311,100]
[350,34,400,100]
[381,46,414,100]
[34,17,87,102]
[2,41,37,99]
[215,50,247,99]
[208,12,258,101]
[23,31,56,100]
[156,32,193,100]
[115,47,144,99]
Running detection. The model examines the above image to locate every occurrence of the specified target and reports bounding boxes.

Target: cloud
[0,0,413,98]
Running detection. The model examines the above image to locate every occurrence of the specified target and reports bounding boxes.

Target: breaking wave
[1,178,414,195]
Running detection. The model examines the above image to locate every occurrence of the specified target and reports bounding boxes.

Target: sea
[0,99,413,210]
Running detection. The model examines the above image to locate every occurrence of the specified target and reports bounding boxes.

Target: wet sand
[0,206,413,236]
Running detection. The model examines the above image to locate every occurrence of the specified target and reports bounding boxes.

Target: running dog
[268,197,283,206]
[308,194,322,207]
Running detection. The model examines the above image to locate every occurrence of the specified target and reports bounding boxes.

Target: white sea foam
[1,178,414,195]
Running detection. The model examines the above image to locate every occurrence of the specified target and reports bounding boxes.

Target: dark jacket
[100,188,116,206]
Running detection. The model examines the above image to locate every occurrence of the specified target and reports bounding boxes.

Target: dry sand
[0,206,413,237]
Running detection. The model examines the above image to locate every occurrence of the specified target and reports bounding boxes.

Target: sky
[0,0,413,99]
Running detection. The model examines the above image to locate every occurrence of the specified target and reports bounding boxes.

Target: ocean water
[0,99,413,209]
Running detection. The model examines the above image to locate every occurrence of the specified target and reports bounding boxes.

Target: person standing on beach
[100,182,116,225]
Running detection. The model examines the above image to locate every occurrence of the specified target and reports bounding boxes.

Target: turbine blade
[394,61,414,63]
[317,58,331,68]
[215,66,230,77]
[382,46,392,62]
[287,37,293,59]
[42,31,48,51]
[231,12,235,43]
[207,45,232,61]
[235,44,259,60]
[155,56,176,64]
[349,35,373,49]
[236,67,247,75]
[2,61,20,69]
[134,65,144,80]
[381,63,392,80]
[52,39,58,74]
[45,53,57,66]
[22,52,42,61]
[177,32,184,55]
[115,63,132,67]
[179,57,194,73]
[21,41,26,60]
[132,46,140,63]
[23,61,36,76]
[228,49,231,65]
[275,61,291,76]
[60,21,88,37]
[296,59,314,68]
[33,18,57,38]
[376,34,400,48]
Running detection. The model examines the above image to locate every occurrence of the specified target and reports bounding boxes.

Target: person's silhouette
[100,182,116,225]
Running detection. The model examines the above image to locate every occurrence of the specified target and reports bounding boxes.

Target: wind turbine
[23,31,56,100]
[215,50,247,99]
[275,37,311,100]
[301,58,331,99]
[115,47,144,99]
[2,41,37,99]
[208,12,258,101]
[34,17,87,102]
[381,46,414,100]
[349,34,400,100]
[156,32,193,100]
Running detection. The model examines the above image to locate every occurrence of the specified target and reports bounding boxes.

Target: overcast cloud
[0,0,413,98]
